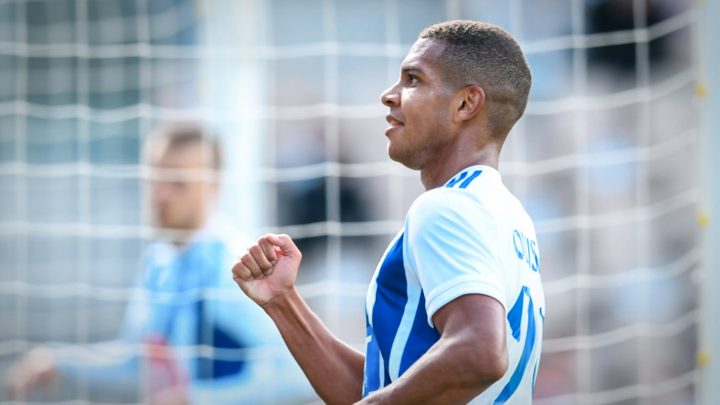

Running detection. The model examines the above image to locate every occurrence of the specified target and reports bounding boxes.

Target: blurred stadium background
[0,0,717,403]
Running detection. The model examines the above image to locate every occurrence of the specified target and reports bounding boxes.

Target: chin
[387,143,403,164]
[155,215,179,230]
[387,147,420,170]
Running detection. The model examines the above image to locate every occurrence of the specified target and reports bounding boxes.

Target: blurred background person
[4,124,313,404]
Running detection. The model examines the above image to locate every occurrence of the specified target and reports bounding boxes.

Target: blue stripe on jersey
[195,299,247,380]
[371,234,407,388]
[363,317,382,395]
[495,287,537,404]
[398,292,440,375]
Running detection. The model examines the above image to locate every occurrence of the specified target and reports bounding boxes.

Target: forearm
[360,337,503,405]
[263,287,365,404]
[53,341,140,395]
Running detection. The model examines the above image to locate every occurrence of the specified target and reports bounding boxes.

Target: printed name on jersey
[512,230,539,272]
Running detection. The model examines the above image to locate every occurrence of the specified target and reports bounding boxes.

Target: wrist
[260,286,300,313]
[259,287,315,340]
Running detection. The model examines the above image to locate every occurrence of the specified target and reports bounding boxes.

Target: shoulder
[410,187,467,214]
[142,242,175,282]
[205,217,253,257]
[408,166,508,219]
[407,186,495,231]
[404,188,504,261]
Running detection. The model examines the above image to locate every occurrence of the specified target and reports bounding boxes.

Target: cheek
[402,94,434,125]
[184,186,210,210]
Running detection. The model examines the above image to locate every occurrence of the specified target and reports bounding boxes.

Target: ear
[455,85,485,123]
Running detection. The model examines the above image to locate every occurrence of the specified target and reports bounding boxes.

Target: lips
[386,114,404,127]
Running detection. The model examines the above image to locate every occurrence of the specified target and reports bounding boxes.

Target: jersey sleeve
[405,189,507,327]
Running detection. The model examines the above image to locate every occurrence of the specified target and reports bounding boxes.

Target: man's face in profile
[148,143,217,233]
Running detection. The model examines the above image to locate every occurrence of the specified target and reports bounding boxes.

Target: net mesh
[0,0,702,404]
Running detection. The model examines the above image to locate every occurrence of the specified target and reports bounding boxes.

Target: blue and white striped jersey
[363,165,545,404]
[55,220,314,404]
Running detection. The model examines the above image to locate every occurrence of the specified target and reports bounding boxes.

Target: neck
[163,218,208,248]
[166,227,197,248]
[419,141,500,190]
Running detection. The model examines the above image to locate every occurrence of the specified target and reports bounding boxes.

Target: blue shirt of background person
[4,124,313,404]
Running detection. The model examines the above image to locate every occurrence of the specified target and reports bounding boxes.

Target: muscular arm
[232,234,364,404]
[360,294,507,404]
[263,288,365,404]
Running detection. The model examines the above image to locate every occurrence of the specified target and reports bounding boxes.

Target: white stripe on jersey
[387,263,422,381]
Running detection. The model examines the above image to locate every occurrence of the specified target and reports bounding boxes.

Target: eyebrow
[401,65,425,75]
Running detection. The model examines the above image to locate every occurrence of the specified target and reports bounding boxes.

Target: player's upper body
[364,164,544,404]
[50,219,309,404]
[232,20,541,405]
[5,125,312,404]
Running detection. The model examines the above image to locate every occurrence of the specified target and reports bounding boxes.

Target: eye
[407,74,419,85]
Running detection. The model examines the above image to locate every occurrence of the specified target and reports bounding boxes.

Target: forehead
[150,141,209,169]
[401,38,446,73]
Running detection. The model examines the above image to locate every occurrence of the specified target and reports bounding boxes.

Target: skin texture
[381,38,502,189]
[147,141,219,245]
[4,141,216,404]
[233,234,365,404]
[3,348,58,401]
[233,37,510,404]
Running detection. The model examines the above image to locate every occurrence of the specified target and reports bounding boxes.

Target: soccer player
[232,20,545,404]
[5,124,312,404]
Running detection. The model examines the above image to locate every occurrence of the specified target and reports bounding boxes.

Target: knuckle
[232,263,246,278]
[240,254,254,266]
[231,262,242,274]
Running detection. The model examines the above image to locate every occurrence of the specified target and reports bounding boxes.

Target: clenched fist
[232,234,302,307]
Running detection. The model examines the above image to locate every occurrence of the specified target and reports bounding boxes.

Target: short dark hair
[419,20,531,137]
[148,123,223,171]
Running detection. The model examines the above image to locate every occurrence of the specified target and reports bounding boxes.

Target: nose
[380,82,400,107]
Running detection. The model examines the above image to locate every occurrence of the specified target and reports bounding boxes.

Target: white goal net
[0,0,703,404]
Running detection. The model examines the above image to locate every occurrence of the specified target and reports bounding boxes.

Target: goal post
[698,0,720,402]
[198,0,269,234]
